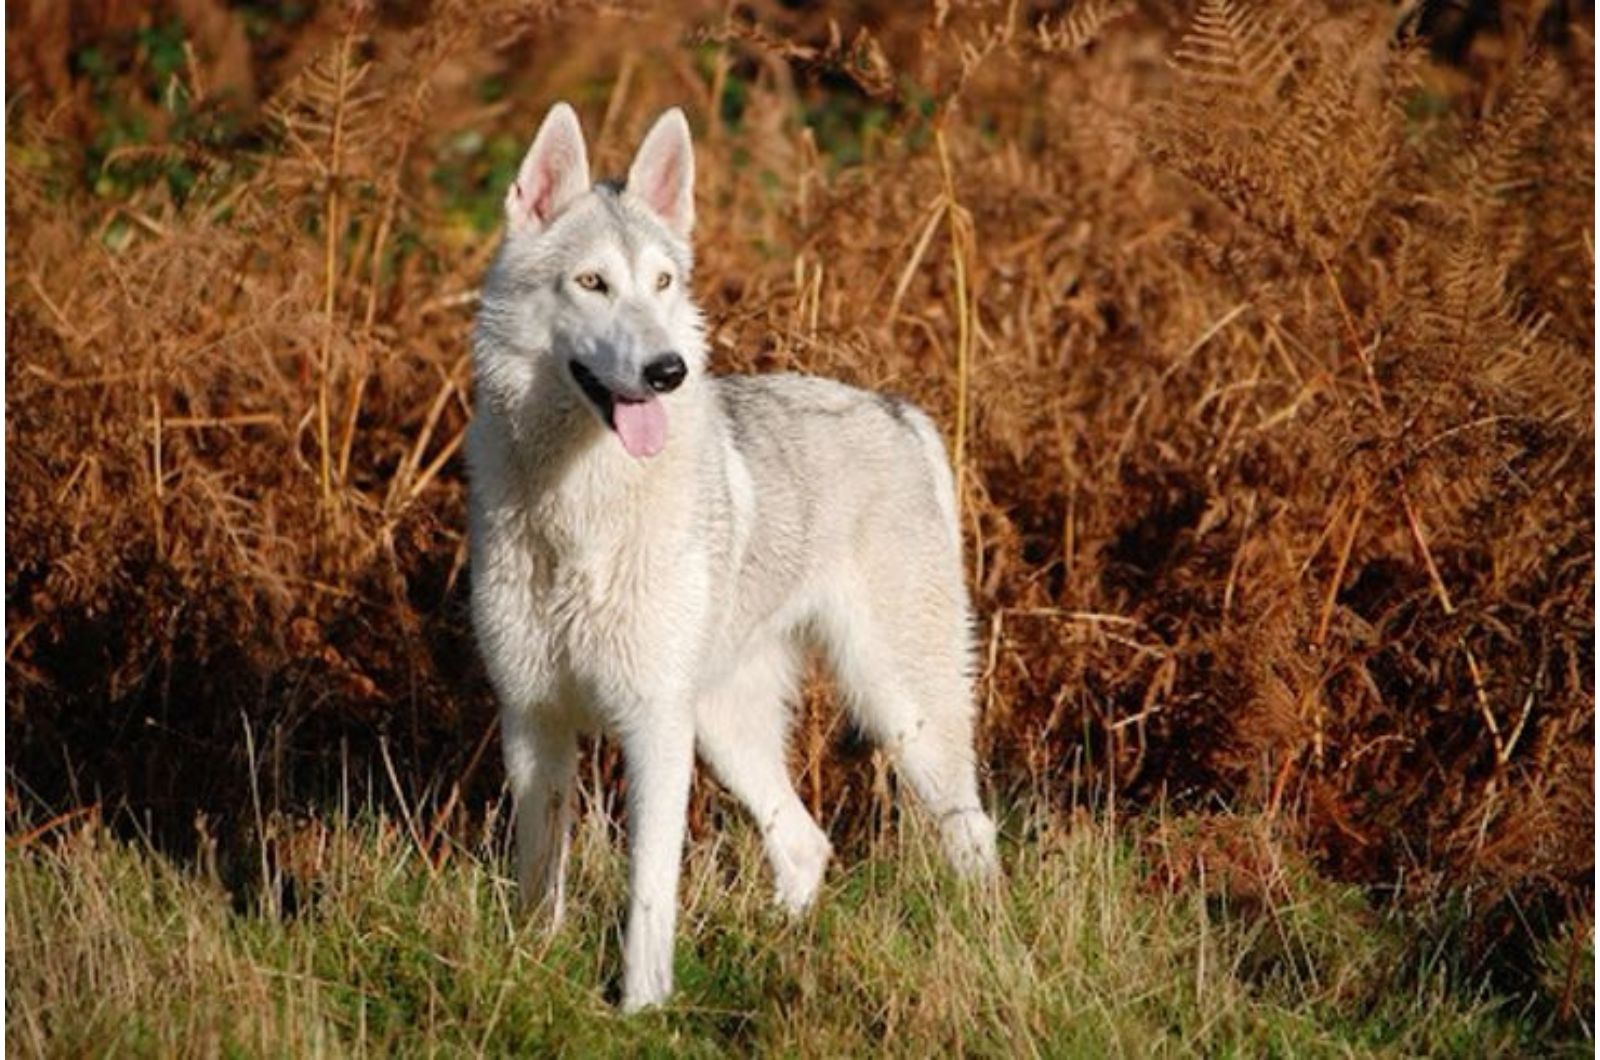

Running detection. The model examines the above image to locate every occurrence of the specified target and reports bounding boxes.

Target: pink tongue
[612,397,668,458]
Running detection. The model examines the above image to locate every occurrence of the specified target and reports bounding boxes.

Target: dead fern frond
[1383,50,1585,431]
[696,17,898,100]
[1270,23,1409,256]
[1170,0,1300,102]
[1457,56,1562,265]
[1150,1,1409,259]
[1414,233,1516,351]
[1032,0,1134,55]
[266,50,384,192]
[1152,0,1376,257]
[1485,313,1595,431]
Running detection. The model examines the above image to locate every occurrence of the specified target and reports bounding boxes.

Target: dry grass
[8,793,1575,1055]
[4,0,1593,1033]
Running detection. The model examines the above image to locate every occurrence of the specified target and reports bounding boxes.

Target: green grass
[6,802,1573,1057]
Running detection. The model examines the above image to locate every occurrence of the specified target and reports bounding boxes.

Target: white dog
[467,102,998,1011]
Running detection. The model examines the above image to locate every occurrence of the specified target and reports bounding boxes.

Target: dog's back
[704,374,966,658]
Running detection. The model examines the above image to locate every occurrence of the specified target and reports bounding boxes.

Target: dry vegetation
[5,0,1594,1038]
[10,801,1567,1055]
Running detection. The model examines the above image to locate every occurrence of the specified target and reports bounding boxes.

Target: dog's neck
[489,367,707,505]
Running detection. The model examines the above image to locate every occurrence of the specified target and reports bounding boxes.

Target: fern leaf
[1170,0,1299,100]
[1034,0,1134,54]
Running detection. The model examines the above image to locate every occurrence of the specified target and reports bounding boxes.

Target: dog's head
[476,103,703,459]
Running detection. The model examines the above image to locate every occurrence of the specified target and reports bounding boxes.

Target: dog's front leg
[503,708,578,927]
[618,710,695,1012]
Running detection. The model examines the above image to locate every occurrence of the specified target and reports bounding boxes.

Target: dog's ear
[507,102,591,232]
[626,108,695,240]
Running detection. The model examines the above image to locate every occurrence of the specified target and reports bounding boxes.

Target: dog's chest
[513,492,659,631]
[503,473,708,701]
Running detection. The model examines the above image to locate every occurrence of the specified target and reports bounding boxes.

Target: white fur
[468,103,998,1012]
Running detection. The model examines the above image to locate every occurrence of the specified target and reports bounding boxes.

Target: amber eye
[655,271,673,291]
[575,272,607,293]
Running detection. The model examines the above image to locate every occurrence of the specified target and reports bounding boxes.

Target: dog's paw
[769,818,832,915]
[941,808,1000,880]
[620,965,673,1014]
[620,987,668,1015]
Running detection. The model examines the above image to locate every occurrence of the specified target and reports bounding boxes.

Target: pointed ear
[506,102,591,232]
[626,108,695,239]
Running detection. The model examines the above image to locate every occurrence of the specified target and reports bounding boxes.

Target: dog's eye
[574,272,607,293]
[655,272,673,291]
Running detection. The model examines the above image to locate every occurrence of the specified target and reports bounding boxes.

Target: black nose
[642,353,687,394]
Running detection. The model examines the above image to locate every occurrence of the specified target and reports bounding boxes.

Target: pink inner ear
[640,150,684,219]
[514,136,583,225]
[523,174,556,222]
[510,174,551,225]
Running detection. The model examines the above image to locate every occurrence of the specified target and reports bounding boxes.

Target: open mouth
[568,360,617,427]
[567,360,669,459]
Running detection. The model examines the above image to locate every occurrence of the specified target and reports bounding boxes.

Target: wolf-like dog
[467,101,999,1011]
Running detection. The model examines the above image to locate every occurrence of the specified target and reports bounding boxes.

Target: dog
[467,101,999,1011]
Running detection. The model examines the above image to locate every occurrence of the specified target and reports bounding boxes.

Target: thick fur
[468,102,998,1012]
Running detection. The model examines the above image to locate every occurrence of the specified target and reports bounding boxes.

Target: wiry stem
[936,127,974,525]
[318,29,353,506]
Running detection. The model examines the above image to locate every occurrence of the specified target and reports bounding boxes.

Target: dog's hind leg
[502,708,579,927]
[817,579,999,879]
[877,699,999,879]
[696,638,832,914]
